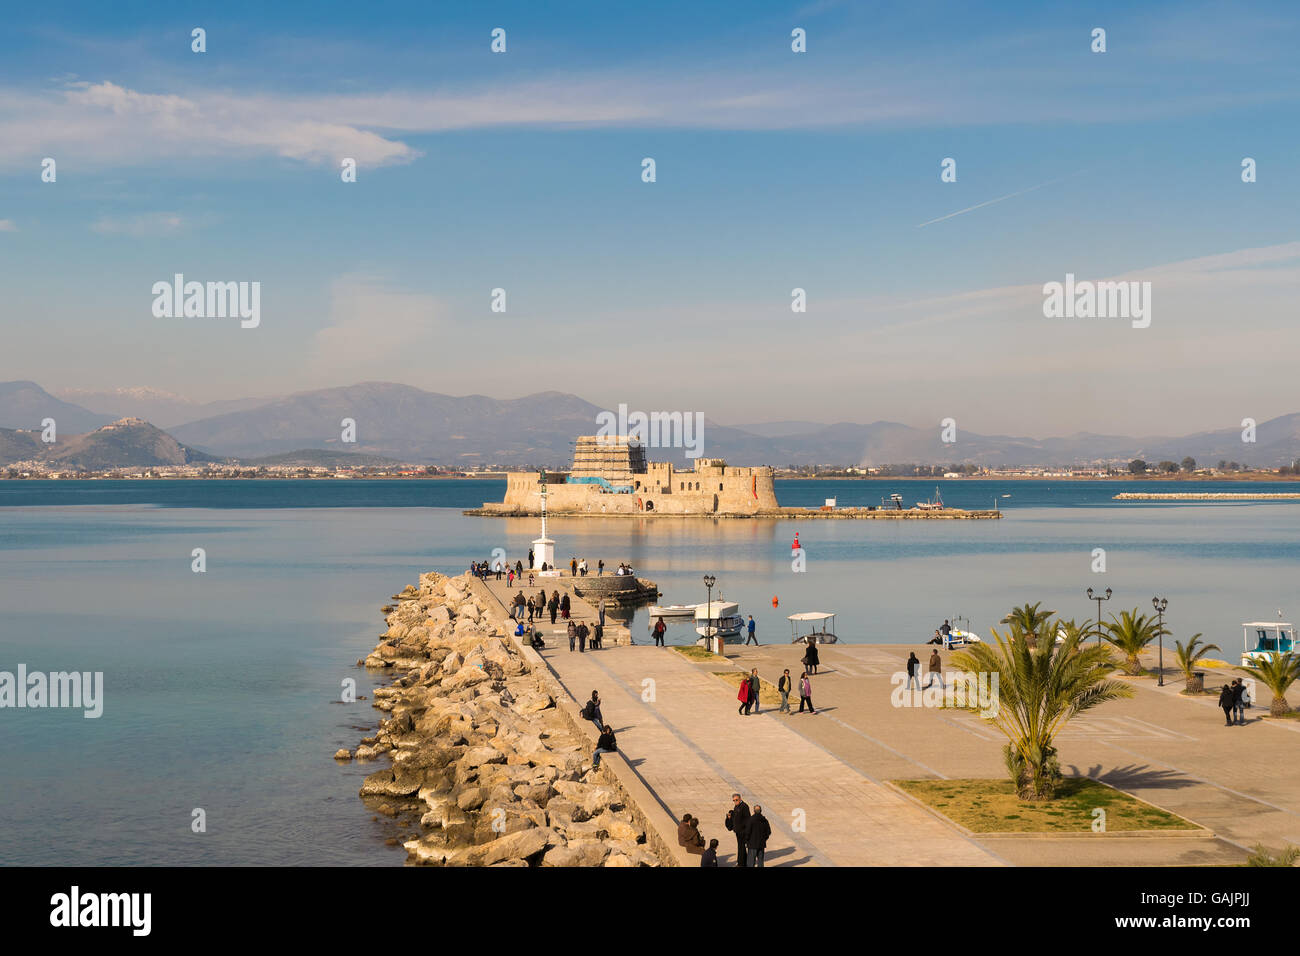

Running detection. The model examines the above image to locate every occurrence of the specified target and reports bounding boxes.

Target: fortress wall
[496,462,778,514]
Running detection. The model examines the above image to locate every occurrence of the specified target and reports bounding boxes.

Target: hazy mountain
[242,449,407,467]
[55,386,279,429]
[0,428,45,465]
[42,418,219,470]
[0,381,113,434]
[10,380,1300,468]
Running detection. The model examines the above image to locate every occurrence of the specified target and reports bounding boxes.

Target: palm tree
[1103,608,1164,675]
[952,621,1133,800]
[1240,652,1300,716]
[1174,633,1219,693]
[1001,602,1057,648]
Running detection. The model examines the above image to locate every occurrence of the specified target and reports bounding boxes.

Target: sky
[1,0,1297,437]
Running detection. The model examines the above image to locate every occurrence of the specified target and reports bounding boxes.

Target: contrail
[916,177,1066,228]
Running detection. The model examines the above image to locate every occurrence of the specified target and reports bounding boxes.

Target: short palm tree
[953,621,1133,800]
[1001,602,1057,648]
[1240,652,1300,716]
[1103,608,1164,675]
[1174,633,1219,693]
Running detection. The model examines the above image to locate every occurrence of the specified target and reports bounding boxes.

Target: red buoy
[772,595,779,608]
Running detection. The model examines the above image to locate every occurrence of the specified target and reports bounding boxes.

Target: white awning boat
[789,611,838,644]
[1241,621,1295,667]
[695,601,743,639]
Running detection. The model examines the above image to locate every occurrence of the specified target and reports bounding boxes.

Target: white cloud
[306,275,444,379]
[90,211,185,237]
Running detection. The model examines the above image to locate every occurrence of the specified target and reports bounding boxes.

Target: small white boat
[1241,621,1295,667]
[695,600,743,639]
[647,603,701,620]
[916,486,945,511]
[944,628,981,649]
[789,611,838,644]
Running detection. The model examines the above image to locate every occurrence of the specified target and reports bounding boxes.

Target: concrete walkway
[478,574,1275,865]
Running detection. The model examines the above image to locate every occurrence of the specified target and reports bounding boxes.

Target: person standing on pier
[571,557,578,576]
[778,669,792,713]
[598,559,605,576]
[568,620,577,652]
[561,593,571,620]
[798,672,816,714]
[1218,683,1235,726]
[598,598,607,628]
[1231,678,1247,724]
[802,637,819,674]
[578,621,588,653]
[726,794,751,867]
[550,593,559,625]
[745,615,757,645]
[592,621,603,649]
[746,806,772,867]
[526,596,535,623]
[528,548,534,569]
[748,669,761,714]
[737,677,750,716]
[652,616,667,646]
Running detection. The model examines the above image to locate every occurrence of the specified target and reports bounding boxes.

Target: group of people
[905,649,946,690]
[1218,677,1253,725]
[515,588,571,625]
[566,618,604,651]
[735,666,817,715]
[676,793,772,867]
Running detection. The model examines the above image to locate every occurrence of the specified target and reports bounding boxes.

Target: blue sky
[1,0,1297,435]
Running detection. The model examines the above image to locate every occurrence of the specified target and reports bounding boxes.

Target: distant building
[484,435,779,515]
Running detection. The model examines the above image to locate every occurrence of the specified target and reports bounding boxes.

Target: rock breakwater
[338,570,664,867]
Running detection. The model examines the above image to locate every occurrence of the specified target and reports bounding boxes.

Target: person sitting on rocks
[592,724,617,767]
[678,813,705,855]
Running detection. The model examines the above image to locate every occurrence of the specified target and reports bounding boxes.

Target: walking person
[737,676,750,716]
[577,621,588,653]
[598,598,607,628]
[528,548,534,569]
[745,615,758,645]
[560,593,571,620]
[592,621,603,649]
[778,669,792,713]
[526,596,535,623]
[652,616,667,646]
[568,620,577,652]
[549,594,559,625]
[798,671,816,714]
[906,651,921,691]
[748,669,761,715]
[725,794,750,867]
[1231,678,1246,724]
[927,648,944,690]
[1218,683,1235,726]
[570,557,578,576]
[746,805,772,867]
[598,559,604,576]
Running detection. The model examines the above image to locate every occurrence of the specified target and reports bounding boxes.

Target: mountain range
[2,380,1298,469]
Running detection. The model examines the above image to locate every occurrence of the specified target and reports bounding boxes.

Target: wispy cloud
[0,219,16,231]
[915,178,1064,228]
[90,211,185,237]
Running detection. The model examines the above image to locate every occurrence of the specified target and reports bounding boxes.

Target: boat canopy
[695,601,739,620]
[788,612,835,622]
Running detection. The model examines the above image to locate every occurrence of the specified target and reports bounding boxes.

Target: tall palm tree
[1240,652,1300,716]
[1174,633,1219,693]
[1001,602,1057,649]
[952,620,1133,800]
[1103,608,1164,675]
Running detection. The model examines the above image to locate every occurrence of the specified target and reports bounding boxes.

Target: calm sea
[1,477,1296,865]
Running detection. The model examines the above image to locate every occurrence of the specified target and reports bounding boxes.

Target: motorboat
[789,611,838,644]
[647,603,701,620]
[1241,621,1295,667]
[695,600,743,639]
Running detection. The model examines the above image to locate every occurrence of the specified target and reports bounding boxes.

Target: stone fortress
[480,436,779,516]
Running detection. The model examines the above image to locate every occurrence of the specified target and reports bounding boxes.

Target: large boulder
[466,826,557,867]
[542,840,610,867]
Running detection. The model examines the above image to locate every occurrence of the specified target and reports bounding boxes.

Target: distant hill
[55,386,280,430]
[241,448,406,467]
[0,381,113,434]
[0,428,45,464]
[42,418,219,470]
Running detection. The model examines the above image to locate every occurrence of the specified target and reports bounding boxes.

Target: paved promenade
[478,574,1281,866]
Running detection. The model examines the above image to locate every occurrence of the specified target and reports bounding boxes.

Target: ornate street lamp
[1152,596,1168,686]
[1087,587,1112,646]
[703,574,716,645]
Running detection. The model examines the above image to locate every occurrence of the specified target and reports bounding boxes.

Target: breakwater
[339,570,667,866]
[465,506,1001,519]
[1113,492,1300,501]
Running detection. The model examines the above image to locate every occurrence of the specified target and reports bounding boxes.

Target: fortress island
[465,436,1000,519]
